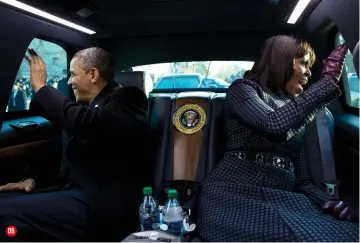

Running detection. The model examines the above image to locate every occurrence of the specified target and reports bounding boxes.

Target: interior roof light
[287,0,312,24]
[0,0,96,34]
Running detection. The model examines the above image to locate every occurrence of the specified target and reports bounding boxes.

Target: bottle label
[163,219,183,236]
[140,217,153,231]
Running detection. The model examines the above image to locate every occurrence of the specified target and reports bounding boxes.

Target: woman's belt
[233,150,295,172]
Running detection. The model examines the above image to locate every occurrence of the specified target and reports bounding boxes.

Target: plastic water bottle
[139,186,159,231]
[163,189,184,236]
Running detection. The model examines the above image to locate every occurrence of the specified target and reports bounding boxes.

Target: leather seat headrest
[115,71,153,96]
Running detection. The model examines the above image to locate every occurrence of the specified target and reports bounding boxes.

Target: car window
[6,38,67,112]
[155,76,201,89]
[199,80,208,88]
[335,32,359,108]
[203,78,230,88]
[155,77,174,89]
[132,61,254,91]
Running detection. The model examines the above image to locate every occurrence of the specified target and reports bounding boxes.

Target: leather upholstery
[207,94,226,174]
[149,93,176,188]
[322,43,348,83]
[149,92,215,191]
[115,71,153,96]
[173,92,214,182]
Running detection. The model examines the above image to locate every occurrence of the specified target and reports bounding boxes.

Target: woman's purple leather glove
[322,200,358,222]
[322,43,348,83]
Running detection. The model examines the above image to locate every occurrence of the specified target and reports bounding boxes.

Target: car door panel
[0,116,62,187]
[334,114,359,211]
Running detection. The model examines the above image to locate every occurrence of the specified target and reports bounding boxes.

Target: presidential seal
[173,104,206,135]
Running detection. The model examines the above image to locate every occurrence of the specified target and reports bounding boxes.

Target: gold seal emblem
[173,104,206,135]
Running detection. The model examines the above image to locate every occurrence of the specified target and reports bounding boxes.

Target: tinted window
[156,76,201,89]
[203,78,230,88]
[132,61,254,91]
[6,38,67,112]
[155,78,174,89]
[335,32,359,108]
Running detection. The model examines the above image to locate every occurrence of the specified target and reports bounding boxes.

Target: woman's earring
[293,59,296,70]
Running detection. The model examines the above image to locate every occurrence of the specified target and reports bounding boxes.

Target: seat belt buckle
[322,181,340,197]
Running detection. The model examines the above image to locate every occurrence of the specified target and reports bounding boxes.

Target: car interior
[0,0,358,241]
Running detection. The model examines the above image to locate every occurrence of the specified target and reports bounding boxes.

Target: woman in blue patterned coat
[197,35,359,241]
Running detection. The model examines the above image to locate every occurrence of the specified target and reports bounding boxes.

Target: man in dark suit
[0,47,150,241]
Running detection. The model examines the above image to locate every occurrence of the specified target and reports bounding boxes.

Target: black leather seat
[115,71,153,97]
[148,93,176,188]
[149,91,215,213]
[207,93,227,173]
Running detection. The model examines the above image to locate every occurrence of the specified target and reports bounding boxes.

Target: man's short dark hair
[248,35,315,91]
[73,47,115,82]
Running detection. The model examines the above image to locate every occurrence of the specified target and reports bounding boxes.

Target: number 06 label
[5,225,17,237]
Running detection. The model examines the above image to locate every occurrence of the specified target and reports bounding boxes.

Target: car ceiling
[16,0,304,38]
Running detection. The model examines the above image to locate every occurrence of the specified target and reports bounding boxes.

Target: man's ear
[89,68,100,84]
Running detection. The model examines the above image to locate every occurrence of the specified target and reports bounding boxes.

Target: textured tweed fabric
[197,78,359,242]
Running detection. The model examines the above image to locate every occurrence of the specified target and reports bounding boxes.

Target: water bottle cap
[160,224,168,231]
[168,189,178,198]
[143,186,152,195]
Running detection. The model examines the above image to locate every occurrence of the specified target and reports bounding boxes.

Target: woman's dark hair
[248,35,315,91]
[243,70,251,78]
